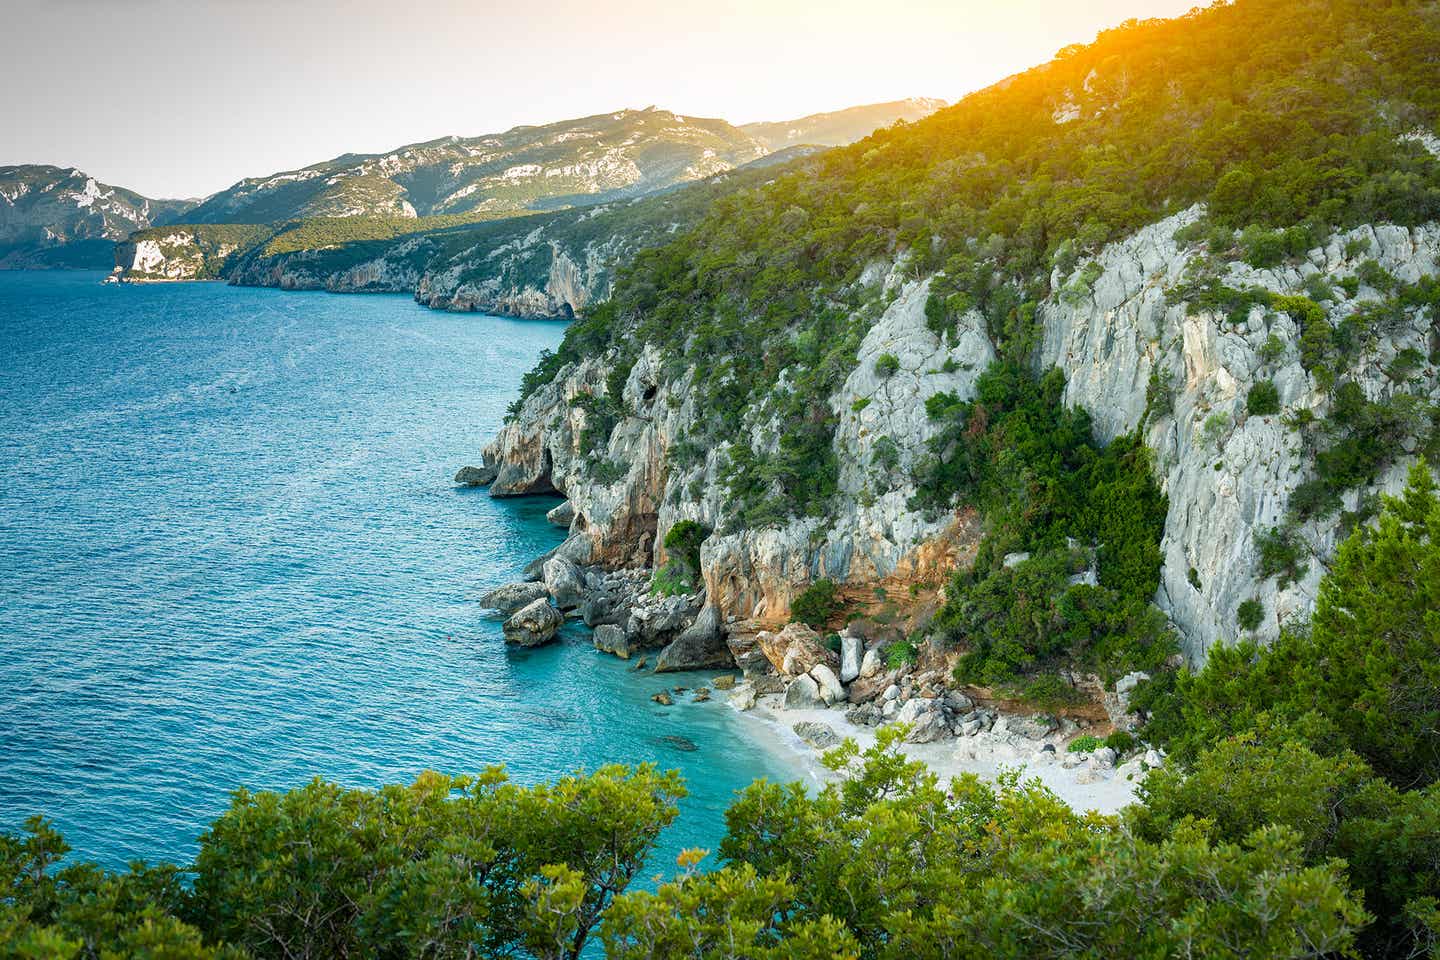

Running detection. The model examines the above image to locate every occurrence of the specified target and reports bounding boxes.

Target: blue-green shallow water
[0,270,798,875]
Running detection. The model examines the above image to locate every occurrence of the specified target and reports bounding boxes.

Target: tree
[606,727,1366,960]
[1298,459,1440,787]
[192,765,684,960]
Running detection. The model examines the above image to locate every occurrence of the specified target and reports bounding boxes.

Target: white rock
[859,647,883,679]
[810,664,845,706]
[840,634,863,683]
[783,674,823,710]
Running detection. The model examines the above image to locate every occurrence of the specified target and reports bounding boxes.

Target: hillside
[478,0,1440,692]
[741,96,947,149]
[178,108,772,225]
[0,165,194,268]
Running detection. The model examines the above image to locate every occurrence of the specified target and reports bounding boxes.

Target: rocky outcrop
[502,598,563,647]
[479,581,549,615]
[1037,210,1440,659]
[455,464,498,486]
[654,606,729,672]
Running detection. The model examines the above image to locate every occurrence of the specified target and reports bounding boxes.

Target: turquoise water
[0,271,796,874]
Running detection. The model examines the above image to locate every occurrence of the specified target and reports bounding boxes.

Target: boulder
[712,674,736,690]
[725,629,775,677]
[652,691,673,706]
[758,623,838,677]
[580,592,624,627]
[1009,714,1057,741]
[810,664,845,706]
[908,712,950,743]
[503,598,563,647]
[454,464,497,486]
[793,721,840,750]
[895,698,937,726]
[479,581,549,615]
[522,547,558,582]
[749,675,786,696]
[859,647,883,679]
[1094,747,1118,769]
[592,623,631,659]
[782,674,823,711]
[1002,551,1032,569]
[845,702,883,727]
[943,690,975,713]
[626,594,699,647]
[546,499,575,527]
[729,684,758,711]
[654,606,731,673]
[543,556,586,610]
[846,673,890,705]
[840,633,863,683]
[881,684,901,702]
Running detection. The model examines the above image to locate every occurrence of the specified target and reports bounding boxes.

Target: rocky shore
[469,476,1165,807]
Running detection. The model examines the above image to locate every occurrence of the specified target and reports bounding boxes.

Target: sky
[2,0,1200,200]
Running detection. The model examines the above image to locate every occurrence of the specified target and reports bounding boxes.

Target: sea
[0,270,800,874]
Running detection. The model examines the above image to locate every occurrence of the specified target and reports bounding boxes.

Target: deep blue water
[0,271,796,874]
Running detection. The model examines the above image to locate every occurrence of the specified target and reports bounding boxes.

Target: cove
[0,271,799,872]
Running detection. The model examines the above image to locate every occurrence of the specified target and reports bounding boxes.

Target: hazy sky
[2,0,1199,199]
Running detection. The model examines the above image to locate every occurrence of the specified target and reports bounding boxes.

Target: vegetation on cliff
[916,363,1174,689]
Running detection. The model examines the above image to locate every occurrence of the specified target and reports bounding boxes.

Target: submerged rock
[479,581,549,615]
[659,734,698,751]
[502,598,563,647]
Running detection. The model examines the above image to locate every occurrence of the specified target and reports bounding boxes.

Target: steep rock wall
[481,213,1440,663]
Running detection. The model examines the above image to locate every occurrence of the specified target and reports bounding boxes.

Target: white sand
[730,692,1145,815]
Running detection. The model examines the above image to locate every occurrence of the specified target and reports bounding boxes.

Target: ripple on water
[0,272,802,874]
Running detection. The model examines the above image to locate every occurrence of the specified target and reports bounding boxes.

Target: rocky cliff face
[113,224,270,282]
[1038,209,1440,660]
[0,165,194,269]
[477,212,1440,664]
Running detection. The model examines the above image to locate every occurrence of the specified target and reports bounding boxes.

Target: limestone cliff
[477,213,1440,663]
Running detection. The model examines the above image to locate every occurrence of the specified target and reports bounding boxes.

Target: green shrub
[886,639,918,669]
[1246,379,1282,416]
[1258,333,1287,365]
[1068,734,1104,753]
[1236,597,1264,631]
[790,579,838,628]
[1256,525,1308,587]
[875,353,901,377]
[1104,730,1137,754]
[650,561,694,597]
[662,519,710,574]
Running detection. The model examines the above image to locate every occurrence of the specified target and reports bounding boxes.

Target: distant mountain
[740,97,948,150]
[0,166,194,268]
[179,108,773,225]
